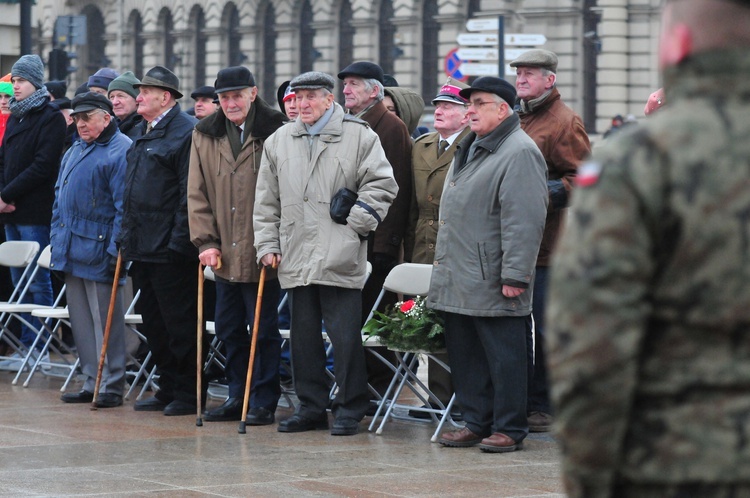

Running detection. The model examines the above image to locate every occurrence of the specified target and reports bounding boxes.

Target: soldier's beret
[71,91,113,115]
[134,65,182,99]
[337,61,385,85]
[509,49,559,74]
[459,76,517,106]
[290,71,336,92]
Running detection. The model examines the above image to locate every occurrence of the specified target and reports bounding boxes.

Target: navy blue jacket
[50,121,131,283]
[0,99,66,225]
[118,104,198,263]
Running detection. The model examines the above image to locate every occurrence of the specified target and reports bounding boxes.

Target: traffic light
[48,48,69,80]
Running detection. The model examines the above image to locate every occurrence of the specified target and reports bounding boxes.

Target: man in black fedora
[189,85,217,120]
[117,65,201,416]
[188,66,287,425]
[337,61,412,403]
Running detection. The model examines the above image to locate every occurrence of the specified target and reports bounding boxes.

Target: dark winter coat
[0,100,66,225]
[118,104,198,263]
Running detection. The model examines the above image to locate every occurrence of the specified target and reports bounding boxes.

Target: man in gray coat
[254,72,397,436]
[428,76,547,453]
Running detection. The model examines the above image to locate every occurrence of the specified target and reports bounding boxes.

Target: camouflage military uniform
[547,49,750,497]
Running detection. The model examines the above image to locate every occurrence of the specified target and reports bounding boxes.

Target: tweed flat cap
[290,72,335,92]
[337,61,384,85]
[432,78,470,105]
[190,85,216,100]
[459,76,517,106]
[134,65,183,99]
[71,91,114,115]
[214,66,255,94]
[509,49,558,73]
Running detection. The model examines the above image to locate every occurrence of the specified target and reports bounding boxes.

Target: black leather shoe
[134,395,171,412]
[61,390,94,404]
[95,393,123,408]
[203,397,242,422]
[277,413,328,433]
[164,399,197,416]
[331,416,360,436]
[246,407,275,426]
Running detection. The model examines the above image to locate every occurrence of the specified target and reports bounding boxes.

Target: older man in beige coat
[188,66,287,425]
[254,71,397,436]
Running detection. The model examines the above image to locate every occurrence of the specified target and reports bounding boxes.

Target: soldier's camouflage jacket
[547,49,750,497]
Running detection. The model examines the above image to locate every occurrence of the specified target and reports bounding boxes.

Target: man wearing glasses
[52,92,131,408]
[428,76,547,453]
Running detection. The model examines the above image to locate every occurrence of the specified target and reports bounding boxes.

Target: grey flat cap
[290,71,335,92]
[509,49,558,73]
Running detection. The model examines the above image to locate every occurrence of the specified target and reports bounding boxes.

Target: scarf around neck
[9,87,50,119]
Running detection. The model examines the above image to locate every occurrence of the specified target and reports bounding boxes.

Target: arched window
[189,5,207,89]
[222,3,242,67]
[300,0,315,73]
[261,3,277,104]
[127,10,144,78]
[80,4,106,80]
[421,0,439,102]
[157,8,176,70]
[378,0,395,76]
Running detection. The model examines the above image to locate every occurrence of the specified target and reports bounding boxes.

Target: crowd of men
[1,0,748,490]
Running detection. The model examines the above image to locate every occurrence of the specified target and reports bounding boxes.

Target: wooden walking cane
[91,250,123,410]
[197,256,221,427]
[196,262,204,426]
[238,260,271,434]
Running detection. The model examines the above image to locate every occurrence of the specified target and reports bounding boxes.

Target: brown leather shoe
[527,411,552,432]
[479,432,522,453]
[438,427,484,447]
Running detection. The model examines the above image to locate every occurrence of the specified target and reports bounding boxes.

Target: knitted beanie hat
[11,54,45,89]
[108,71,140,99]
[88,67,120,90]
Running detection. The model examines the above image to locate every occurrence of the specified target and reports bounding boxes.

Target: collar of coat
[194,96,287,140]
[517,87,560,115]
[453,112,521,169]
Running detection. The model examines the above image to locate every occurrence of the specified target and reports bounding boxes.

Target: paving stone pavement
[0,369,564,497]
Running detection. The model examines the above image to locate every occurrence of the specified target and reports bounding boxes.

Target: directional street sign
[466,19,500,32]
[504,33,547,46]
[504,48,532,60]
[456,33,500,46]
[459,62,500,77]
[456,48,499,61]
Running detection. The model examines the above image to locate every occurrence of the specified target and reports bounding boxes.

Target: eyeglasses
[72,110,104,123]
[467,100,499,109]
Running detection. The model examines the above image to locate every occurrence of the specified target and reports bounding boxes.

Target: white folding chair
[0,241,41,361]
[122,289,158,400]
[366,263,461,442]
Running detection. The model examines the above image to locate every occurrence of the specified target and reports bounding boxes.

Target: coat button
[428,220,434,226]
[304,197,308,202]
[231,207,236,212]
[439,220,445,226]
[427,195,433,201]
[232,242,237,247]
[433,261,438,266]
[98,235,103,239]
[50,263,54,267]
[449,182,455,187]
[428,244,434,249]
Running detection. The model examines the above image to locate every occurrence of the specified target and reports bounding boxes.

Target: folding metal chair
[365,263,461,442]
[0,241,41,361]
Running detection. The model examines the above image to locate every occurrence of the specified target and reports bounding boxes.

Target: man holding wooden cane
[52,92,131,408]
[188,66,287,424]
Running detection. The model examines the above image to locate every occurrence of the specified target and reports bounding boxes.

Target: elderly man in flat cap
[117,65,200,416]
[108,71,143,140]
[254,71,397,436]
[337,61,412,401]
[429,76,547,453]
[188,66,287,425]
[508,49,591,433]
[52,92,132,408]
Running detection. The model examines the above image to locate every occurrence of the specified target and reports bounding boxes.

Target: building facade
[21,0,662,134]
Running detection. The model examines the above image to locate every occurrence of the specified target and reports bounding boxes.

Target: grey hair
[362,78,384,101]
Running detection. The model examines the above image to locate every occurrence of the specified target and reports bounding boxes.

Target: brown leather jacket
[518,88,590,266]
